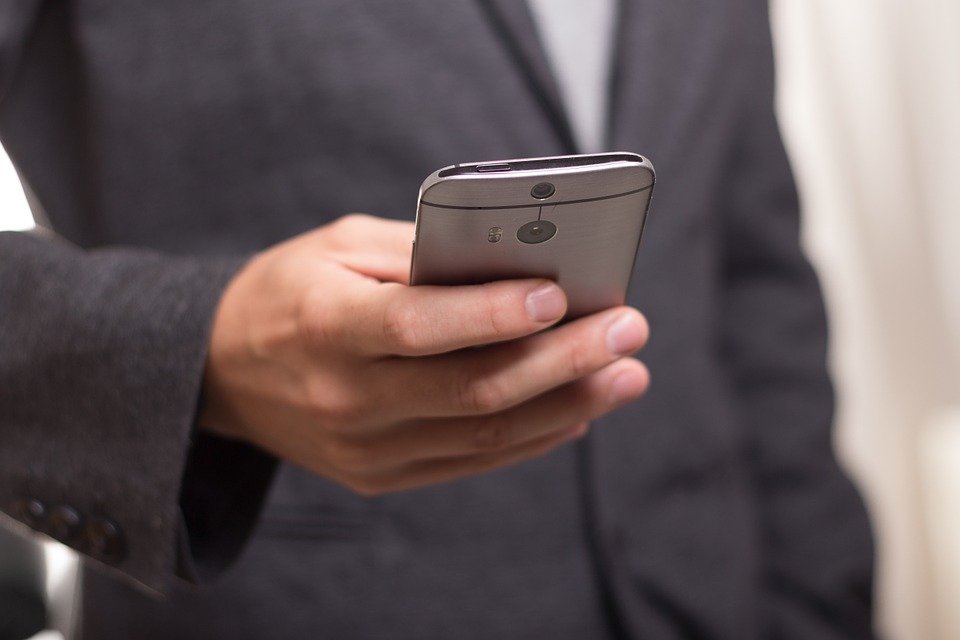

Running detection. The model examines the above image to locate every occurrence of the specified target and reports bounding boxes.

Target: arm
[0,231,273,592]
[720,3,874,637]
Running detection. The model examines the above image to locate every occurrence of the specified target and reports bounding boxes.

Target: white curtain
[772,1,960,638]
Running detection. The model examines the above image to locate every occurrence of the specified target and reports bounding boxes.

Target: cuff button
[10,498,47,529]
[83,517,126,565]
[47,505,83,544]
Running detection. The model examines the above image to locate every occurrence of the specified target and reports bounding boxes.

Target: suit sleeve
[0,2,276,594]
[0,233,277,593]
[719,3,875,637]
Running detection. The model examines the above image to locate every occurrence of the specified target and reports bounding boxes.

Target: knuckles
[330,213,375,240]
[456,371,509,415]
[333,465,392,497]
[381,301,426,355]
[303,377,364,432]
[314,427,395,497]
[478,283,517,336]
[565,336,597,379]
[326,469,384,498]
[472,419,510,451]
[325,435,379,476]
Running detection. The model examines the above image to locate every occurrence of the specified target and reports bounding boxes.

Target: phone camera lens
[517,220,557,244]
[530,182,556,199]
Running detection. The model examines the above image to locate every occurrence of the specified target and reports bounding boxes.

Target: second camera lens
[530,182,556,199]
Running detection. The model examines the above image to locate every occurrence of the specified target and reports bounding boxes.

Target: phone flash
[487,227,502,243]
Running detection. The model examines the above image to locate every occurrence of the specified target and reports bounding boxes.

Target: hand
[200,214,650,495]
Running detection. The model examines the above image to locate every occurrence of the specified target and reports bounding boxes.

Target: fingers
[371,306,648,421]
[326,214,414,257]
[325,215,415,283]
[339,358,649,471]
[368,422,587,495]
[336,278,569,357]
[332,250,412,284]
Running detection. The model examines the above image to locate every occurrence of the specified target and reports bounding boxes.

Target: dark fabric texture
[0,0,875,638]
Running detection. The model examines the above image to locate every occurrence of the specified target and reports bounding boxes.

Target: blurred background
[1,1,957,638]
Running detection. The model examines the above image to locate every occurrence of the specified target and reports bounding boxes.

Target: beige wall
[772,1,960,638]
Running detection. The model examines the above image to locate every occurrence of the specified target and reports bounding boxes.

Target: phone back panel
[410,154,655,319]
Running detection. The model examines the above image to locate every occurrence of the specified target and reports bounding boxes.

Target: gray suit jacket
[0,1,874,638]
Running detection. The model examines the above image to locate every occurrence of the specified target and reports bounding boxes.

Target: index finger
[325,215,415,284]
[339,278,568,356]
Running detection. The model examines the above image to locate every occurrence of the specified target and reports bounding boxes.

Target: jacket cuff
[0,232,254,593]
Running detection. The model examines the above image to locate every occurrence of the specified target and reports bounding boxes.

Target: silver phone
[410,152,655,320]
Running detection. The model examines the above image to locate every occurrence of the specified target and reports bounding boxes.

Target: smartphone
[410,152,655,320]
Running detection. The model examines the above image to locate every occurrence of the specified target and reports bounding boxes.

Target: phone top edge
[437,151,645,178]
[417,152,655,202]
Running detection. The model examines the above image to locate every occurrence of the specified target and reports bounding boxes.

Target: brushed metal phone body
[410,152,655,319]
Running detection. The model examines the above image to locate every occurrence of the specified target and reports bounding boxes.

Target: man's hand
[200,214,649,495]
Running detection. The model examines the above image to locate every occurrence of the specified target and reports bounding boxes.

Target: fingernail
[609,370,647,404]
[526,282,565,322]
[605,312,647,355]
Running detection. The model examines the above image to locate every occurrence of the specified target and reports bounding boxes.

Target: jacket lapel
[474,0,577,153]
